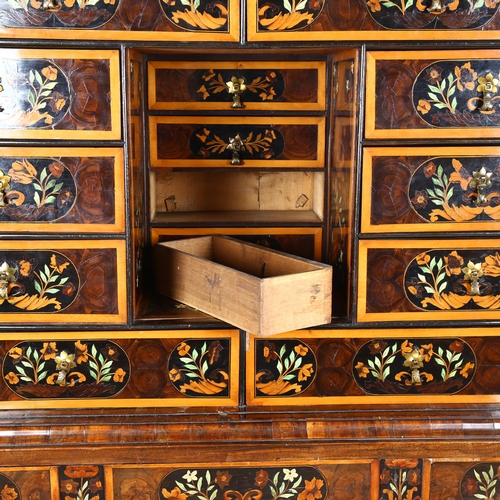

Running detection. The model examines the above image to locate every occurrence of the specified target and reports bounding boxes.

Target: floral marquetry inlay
[409,156,500,223]
[0,0,119,28]
[0,59,70,129]
[168,339,231,397]
[460,463,500,499]
[3,340,129,398]
[366,0,500,29]
[353,338,476,395]
[160,0,229,30]
[404,249,500,310]
[379,459,423,500]
[159,467,327,500]
[59,465,104,500]
[255,339,316,396]
[414,60,500,127]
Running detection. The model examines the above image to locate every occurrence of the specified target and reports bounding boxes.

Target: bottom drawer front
[0,240,126,324]
[358,239,500,322]
[247,329,500,406]
[0,330,239,408]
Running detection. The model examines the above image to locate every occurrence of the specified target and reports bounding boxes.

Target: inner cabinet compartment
[150,170,325,224]
[133,49,360,324]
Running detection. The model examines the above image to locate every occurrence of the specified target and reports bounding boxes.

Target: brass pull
[54,351,76,386]
[42,0,60,10]
[0,77,4,113]
[470,167,493,205]
[462,261,483,296]
[0,170,11,207]
[226,133,246,165]
[427,0,443,12]
[477,73,498,112]
[0,262,16,299]
[226,76,246,108]
[403,347,424,385]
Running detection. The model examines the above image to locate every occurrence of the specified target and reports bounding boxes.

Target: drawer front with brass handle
[366,50,500,140]
[358,239,500,322]
[362,146,500,233]
[0,148,124,234]
[0,330,239,409]
[150,116,325,168]
[0,49,120,140]
[148,61,326,111]
[247,328,500,406]
[0,239,126,324]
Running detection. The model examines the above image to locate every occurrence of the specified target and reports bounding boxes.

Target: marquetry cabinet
[1,1,500,499]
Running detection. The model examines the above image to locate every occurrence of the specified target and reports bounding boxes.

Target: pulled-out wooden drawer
[148,61,326,111]
[366,50,500,140]
[0,0,239,42]
[358,239,500,322]
[155,235,332,336]
[149,116,325,168]
[0,240,126,324]
[152,227,323,261]
[0,49,120,140]
[248,328,500,405]
[0,147,124,233]
[0,329,238,409]
[362,146,500,233]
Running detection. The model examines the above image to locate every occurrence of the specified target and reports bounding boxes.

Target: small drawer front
[152,227,323,261]
[366,50,500,140]
[0,0,239,42]
[0,240,126,324]
[0,330,239,409]
[358,239,500,322]
[248,329,500,406]
[0,49,120,140]
[248,0,500,41]
[150,116,325,168]
[362,146,500,233]
[148,61,326,111]
[0,147,124,233]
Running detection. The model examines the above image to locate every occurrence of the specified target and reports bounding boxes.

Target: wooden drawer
[0,330,238,409]
[148,61,326,111]
[0,0,239,42]
[247,328,500,406]
[149,116,325,168]
[0,239,126,324]
[358,239,500,322]
[247,0,500,42]
[0,49,120,140]
[154,235,332,336]
[366,50,500,140]
[362,146,500,233]
[150,170,325,225]
[0,147,124,233]
[152,227,323,261]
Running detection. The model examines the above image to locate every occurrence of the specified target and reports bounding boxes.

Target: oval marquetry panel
[3,340,130,399]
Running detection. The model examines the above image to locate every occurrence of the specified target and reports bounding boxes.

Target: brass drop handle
[226,76,246,108]
[427,0,443,12]
[0,262,16,299]
[477,73,499,112]
[403,348,424,385]
[0,170,11,207]
[54,352,76,386]
[42,0,60,10]
[226,133,246,165]
[462,261,483,296]
[470,167,493,205]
